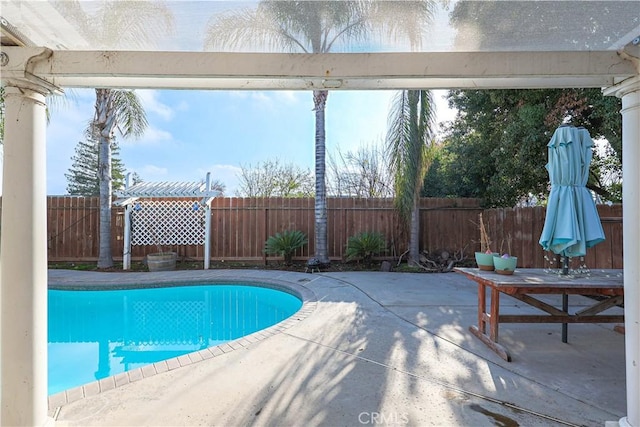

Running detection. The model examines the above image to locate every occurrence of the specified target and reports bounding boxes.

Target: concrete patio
[49,269,625,426]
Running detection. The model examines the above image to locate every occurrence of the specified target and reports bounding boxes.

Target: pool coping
[47,270,318,411]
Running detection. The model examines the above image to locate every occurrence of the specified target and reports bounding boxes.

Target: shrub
[345,232,387,266]
[264,230,308,265]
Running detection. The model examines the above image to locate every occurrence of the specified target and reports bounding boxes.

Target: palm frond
[345,231,387,265]
[54,1,174,49]
[386,90,437,220]
[368,1,437,51]
[112,90,148,139]
[204,1,433,54]
[204,6,294,52]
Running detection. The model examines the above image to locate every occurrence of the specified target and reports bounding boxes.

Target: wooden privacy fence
[37,197,622,268]
[483,204,623,269]
[43,197,482,263]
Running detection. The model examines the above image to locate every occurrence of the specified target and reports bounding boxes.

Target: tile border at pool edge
[47,273,318,412]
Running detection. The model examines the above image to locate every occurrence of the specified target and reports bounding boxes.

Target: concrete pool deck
[49,269,626,426]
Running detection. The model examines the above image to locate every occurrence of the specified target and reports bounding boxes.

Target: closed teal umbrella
[539,125,605,259]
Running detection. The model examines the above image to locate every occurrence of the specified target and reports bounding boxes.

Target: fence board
[483,204,622,269]
[3,196,614,269]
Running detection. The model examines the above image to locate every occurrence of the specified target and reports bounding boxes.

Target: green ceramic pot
[494,256,517,275]
[475,252,497,271]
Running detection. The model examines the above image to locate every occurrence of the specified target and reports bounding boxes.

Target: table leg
[490,288,500,342]
[469,326,512,362]
[477,283,486,334]
[562,294,568,343]
[469,280,511,362]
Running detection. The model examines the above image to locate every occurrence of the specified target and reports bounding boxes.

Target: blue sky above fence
[38,88,454,196]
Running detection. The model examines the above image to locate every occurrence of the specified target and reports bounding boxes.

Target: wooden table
[455,268,624,362]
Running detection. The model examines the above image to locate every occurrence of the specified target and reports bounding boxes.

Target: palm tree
[92,90,147,267]
[53,1,173,268]
[386,90,436,264]
[204,0,434,263]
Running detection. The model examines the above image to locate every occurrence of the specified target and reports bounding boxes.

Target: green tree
[205,0,434,263]
[386,90,436,264]
[53,1,173,268]
[65,132,128,196]
[428,89,622,206]
[450,1,639,52]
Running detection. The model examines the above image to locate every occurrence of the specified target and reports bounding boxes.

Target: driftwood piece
[417,247,468,272]
[395,246,467,272]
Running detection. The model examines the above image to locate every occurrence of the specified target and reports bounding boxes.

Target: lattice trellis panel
[130,200,206,246]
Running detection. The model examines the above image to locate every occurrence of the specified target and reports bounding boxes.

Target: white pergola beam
[2,48,636,90]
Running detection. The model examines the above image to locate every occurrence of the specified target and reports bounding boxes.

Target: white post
[605,76,640,427]
[204,173,213,270]
[204,202,211,270]
[0,86,53,426]
[123,204,132,270]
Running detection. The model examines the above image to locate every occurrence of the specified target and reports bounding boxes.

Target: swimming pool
[48,284,302,395]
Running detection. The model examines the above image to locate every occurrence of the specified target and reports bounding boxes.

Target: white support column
[123,204,132,270]
[0,85,53,426]
[605,76,640,427]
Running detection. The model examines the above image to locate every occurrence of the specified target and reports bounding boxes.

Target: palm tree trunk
[95,89,115,268]
[313,90,329,264]
[409,202,420,264]
[98,134,113,268]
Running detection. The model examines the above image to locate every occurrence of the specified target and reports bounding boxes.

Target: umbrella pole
[561,256,569,342]
[562,294,569,343]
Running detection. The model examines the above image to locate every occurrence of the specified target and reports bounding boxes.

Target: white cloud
[243,92,275,111]
[137,90,175,121]
[174,100,190,112]
[140,165,169,178]
[228,91,249,100]
[227,91,302,112]
[127,126,174,146]
[275,91,302,104]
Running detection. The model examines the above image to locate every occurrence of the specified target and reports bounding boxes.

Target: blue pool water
[48,284,302,395]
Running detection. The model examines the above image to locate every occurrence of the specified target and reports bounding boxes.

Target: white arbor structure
[1,2,639,426]
[115,173,220,270]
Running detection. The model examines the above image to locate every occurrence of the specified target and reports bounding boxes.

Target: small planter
[475,252,497,271]
[494,256,517,275]
[147,252,177,272]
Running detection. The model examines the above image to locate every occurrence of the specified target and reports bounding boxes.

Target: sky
[41,89,456,196]
[0,1,459,196]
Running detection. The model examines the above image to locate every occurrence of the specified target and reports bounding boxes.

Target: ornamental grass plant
[264,230,308,265]
[345,231,387,267]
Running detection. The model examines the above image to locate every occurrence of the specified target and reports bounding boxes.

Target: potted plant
[494,254,518,275]
[494,235,517,275]
[475,213,497,270]
[147,251,177,272]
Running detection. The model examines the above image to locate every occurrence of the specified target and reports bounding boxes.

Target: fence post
[263,206,268,265]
